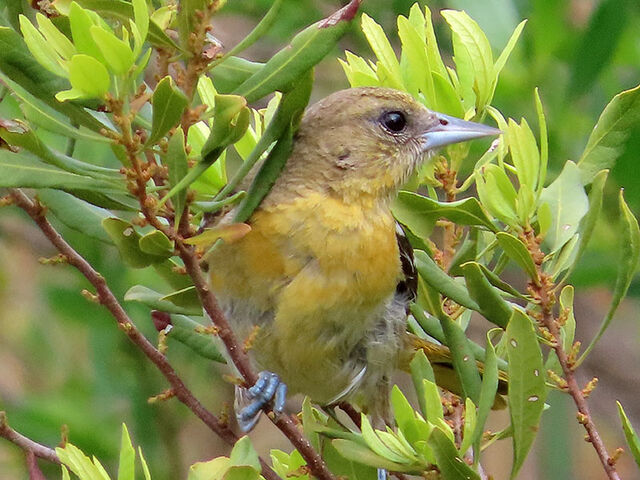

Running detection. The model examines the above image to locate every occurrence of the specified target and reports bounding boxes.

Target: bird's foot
[235,371,287,432]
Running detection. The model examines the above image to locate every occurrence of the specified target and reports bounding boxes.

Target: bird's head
[275,87,500,205]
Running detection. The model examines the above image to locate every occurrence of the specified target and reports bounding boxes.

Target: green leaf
[395,192,498,232]
[160,314,225,363]
[131,0,149,45]
[102,218,163,268]
[148,76,189,145]
[0,29,105,132]
[438,314,482,403]
[397,14,433,102]
[361,13,403,88]
[57,54,110,100]
[161,286,201,312]
[331,439,415,473]
[578,83,640,184]
[211,56,263,94]
[578,190,640,365]
[124,285,202,315]
[138,447,151,480]
[539,161,589,252]
[360,416,408,464]
[534,88,548,195]
[139,230,174,257]
[19,15,66,77]
[507,117,539,191]
[73,0,178,50]
[0,115,114,176]
[229,436,261,471]
[441,10,493,110]
[56,443,111,480]
[202,95,249,157]
[410,349,436,418]
[476,164,518,227]
[117,424,135,480]
[461,262,513,328]
[506,309,547,478]
[188,457,230,480]
[617,401,640,469]
[429,427,480,480]
[423,5,448,79]
[69,1,106,63]
[414,250,480,311]
[560,170,608,282]
[546,285,576,375]
[492,20,526,89]
[35,13,76,60]
[495,232,538,281]
[38,189,112,244]
[473,330,499,454]
[233,0,360,103]
[90,25,134,74]
[431,71,465,118]
[0,149,120,193]
[166,128,189,226]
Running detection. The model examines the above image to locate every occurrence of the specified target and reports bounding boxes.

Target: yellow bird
[207,87,500,431]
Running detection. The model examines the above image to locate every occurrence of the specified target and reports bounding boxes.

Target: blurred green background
[1,0,640,478]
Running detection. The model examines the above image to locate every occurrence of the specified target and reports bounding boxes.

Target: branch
[7,189,280,480]
[0,412,60,465]
[525,229,621,480]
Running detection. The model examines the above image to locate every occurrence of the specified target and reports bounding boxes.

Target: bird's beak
[420,112,501,151]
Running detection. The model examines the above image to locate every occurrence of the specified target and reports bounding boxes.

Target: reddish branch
[525,229,621,480]
[7,189,282,480]
[0,412,60,465]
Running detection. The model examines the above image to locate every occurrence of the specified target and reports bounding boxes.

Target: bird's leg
[235,371,287,432]
[377,468,388,480]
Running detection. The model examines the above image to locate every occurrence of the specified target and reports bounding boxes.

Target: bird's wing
[395,223,417,312]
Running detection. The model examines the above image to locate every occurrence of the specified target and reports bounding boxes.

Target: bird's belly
[209,194,404,404]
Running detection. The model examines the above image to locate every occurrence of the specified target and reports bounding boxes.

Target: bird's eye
[381,111,407,133]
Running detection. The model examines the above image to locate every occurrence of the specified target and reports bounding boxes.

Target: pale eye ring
[380,111,407,133]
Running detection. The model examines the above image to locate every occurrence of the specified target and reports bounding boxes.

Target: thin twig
[525,229,621,480]
[0,412,60,464]
[7,189,282,480]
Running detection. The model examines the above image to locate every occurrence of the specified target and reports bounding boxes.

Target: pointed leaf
[166,127,189,226]
[539,161,589,252]
[617,401,640,469]
[125,285,202,315]
[155,313,225,363]
[461,262,513,328]
[102,218,162,268]
[429,427,480,480]
[117,424,135,480]
[148,76,188,145]
[506,309,546,478]
[496,232,538,280]
[19,15,66,77]
[139,230,174,257]
[395,192,498,232]
[578,83,640,184]
[438,314,482,403]
[90,25,134,74]
[38,189,112,244]
[233,0,361,103]
[414,250,479,311]
[578,190,640,364]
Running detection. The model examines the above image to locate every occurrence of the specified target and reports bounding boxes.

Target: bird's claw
[236,371,287,432]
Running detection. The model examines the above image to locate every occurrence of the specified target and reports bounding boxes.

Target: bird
[206,87,501,432]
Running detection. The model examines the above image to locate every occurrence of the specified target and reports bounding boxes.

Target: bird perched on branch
[207,87,500,431]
